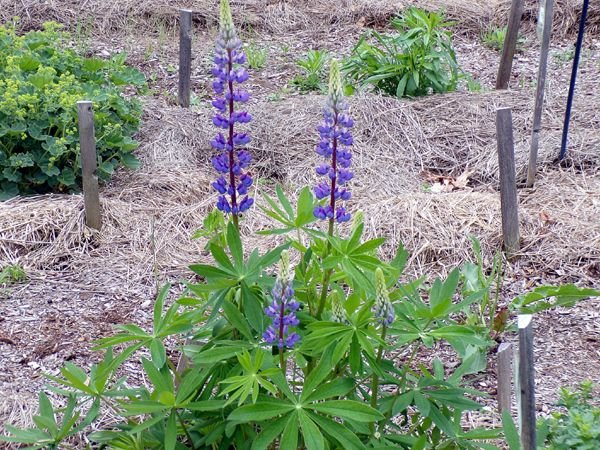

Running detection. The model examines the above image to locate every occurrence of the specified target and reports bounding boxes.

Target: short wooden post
[497,342,513,414]
[526,0,554,187]
[496,0,524,89]
[178,9,193,108]
[518,315,536,450]
[77,101,102,230]
[495,107,520,256]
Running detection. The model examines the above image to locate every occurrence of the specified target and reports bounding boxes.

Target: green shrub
[0,20,145,199]
[245,43,268,70]
[344,7,461,97]
[540,381,600,449]
[291,49,330,92]
[482,26,525,52]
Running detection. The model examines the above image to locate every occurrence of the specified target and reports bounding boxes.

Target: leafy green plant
[0,21,145,198]
[245,43,268,70]
[0,263,28,285]
[344,7,462,97]
[482,26,525,52]
[291,49,330,93]
[541,380,600,449]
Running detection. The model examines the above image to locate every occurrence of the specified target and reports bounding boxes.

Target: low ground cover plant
[0,20,145,199]
[344,7,461,97]
[1,3,599,449]
[291,49,330,93]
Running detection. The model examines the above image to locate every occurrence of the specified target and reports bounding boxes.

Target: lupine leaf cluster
[2,2,600,450]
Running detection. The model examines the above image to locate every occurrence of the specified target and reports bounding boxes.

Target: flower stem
[370,325,387,434]
[226,48,239,228]
[315,218,335,319]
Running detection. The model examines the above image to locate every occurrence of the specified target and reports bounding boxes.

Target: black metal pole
[559,0,589,160]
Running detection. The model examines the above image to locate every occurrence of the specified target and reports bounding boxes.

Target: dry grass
[1,88,598,289]
[494,0,600,39]
[5,0,597,38]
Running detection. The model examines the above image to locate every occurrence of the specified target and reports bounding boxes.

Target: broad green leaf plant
[0,20,145,198]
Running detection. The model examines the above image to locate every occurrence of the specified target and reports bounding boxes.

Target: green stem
[315,219,335,319]
[369,325,387,434]
[176,409,196,450]
[232,213,239,232]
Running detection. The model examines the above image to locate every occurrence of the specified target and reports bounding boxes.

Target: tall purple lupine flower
[263,250,301,348]
[313,60,354,224]
[211,0,253,223]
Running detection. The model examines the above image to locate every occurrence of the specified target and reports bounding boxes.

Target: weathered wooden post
[496,0,524,89]
[527,0,554,187]
[497,342,513,414]
[495,107,520,256]
[178,9,193,108]
[518,314,536,450]
[77,101,102,230]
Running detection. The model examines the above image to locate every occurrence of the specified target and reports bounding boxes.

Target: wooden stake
[518,315,536,450]
[526,0,554,187]
[496,0,524,89]
[497,342,513,414]
[495,107,520,256]
[178,9,193,108]
[77,101,102,230]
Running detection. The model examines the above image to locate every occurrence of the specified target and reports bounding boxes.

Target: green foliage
[245,43,268,70]
[0,263,28,285]
[291,49,330,93]
[541,381,600,450]
[510,284,600,314]
[0,21,145,198]
[344,7,462,97]
[481,26,525,52]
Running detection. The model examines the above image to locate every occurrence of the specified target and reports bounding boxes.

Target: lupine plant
[3,2,600,449]
[210,0,254,228]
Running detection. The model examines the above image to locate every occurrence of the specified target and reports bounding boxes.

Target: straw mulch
[4,0,597,38]
[1,86,599,286]
[494,0,600,39]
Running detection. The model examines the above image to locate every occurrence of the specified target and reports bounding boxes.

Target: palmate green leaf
[227,400,295,423]
[222,299,254,340]
[251,415,289,450]
[298,410,325,450]
[501,410,522,450]
[309,412,366,450]
[510,284,600,314]
[280,413,300,450]
[304,378,355,403]
[310,400,384,422]
[164,411,177,450]
[301,344,336,400]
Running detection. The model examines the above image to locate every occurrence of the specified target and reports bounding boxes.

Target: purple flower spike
[263,251,300,349]
[210,0,253,220]
[313,60,354,224]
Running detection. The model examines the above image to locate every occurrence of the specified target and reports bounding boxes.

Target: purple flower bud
[211,133,227,150]
[239,196,254,212]
[213,81,225,94]
[237,150,252,168]
[212,98,227,112]
[212,154,229,173]
[233,133,251,146]
[212,176,228,194]
[234,68,249,83]
[212,114,229,129]
[337,168,353,185]
[316,164,329,176]
[231,111,252,124]
[335,206,351,223]
[217,196,231,213]
[313,182,330,200]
